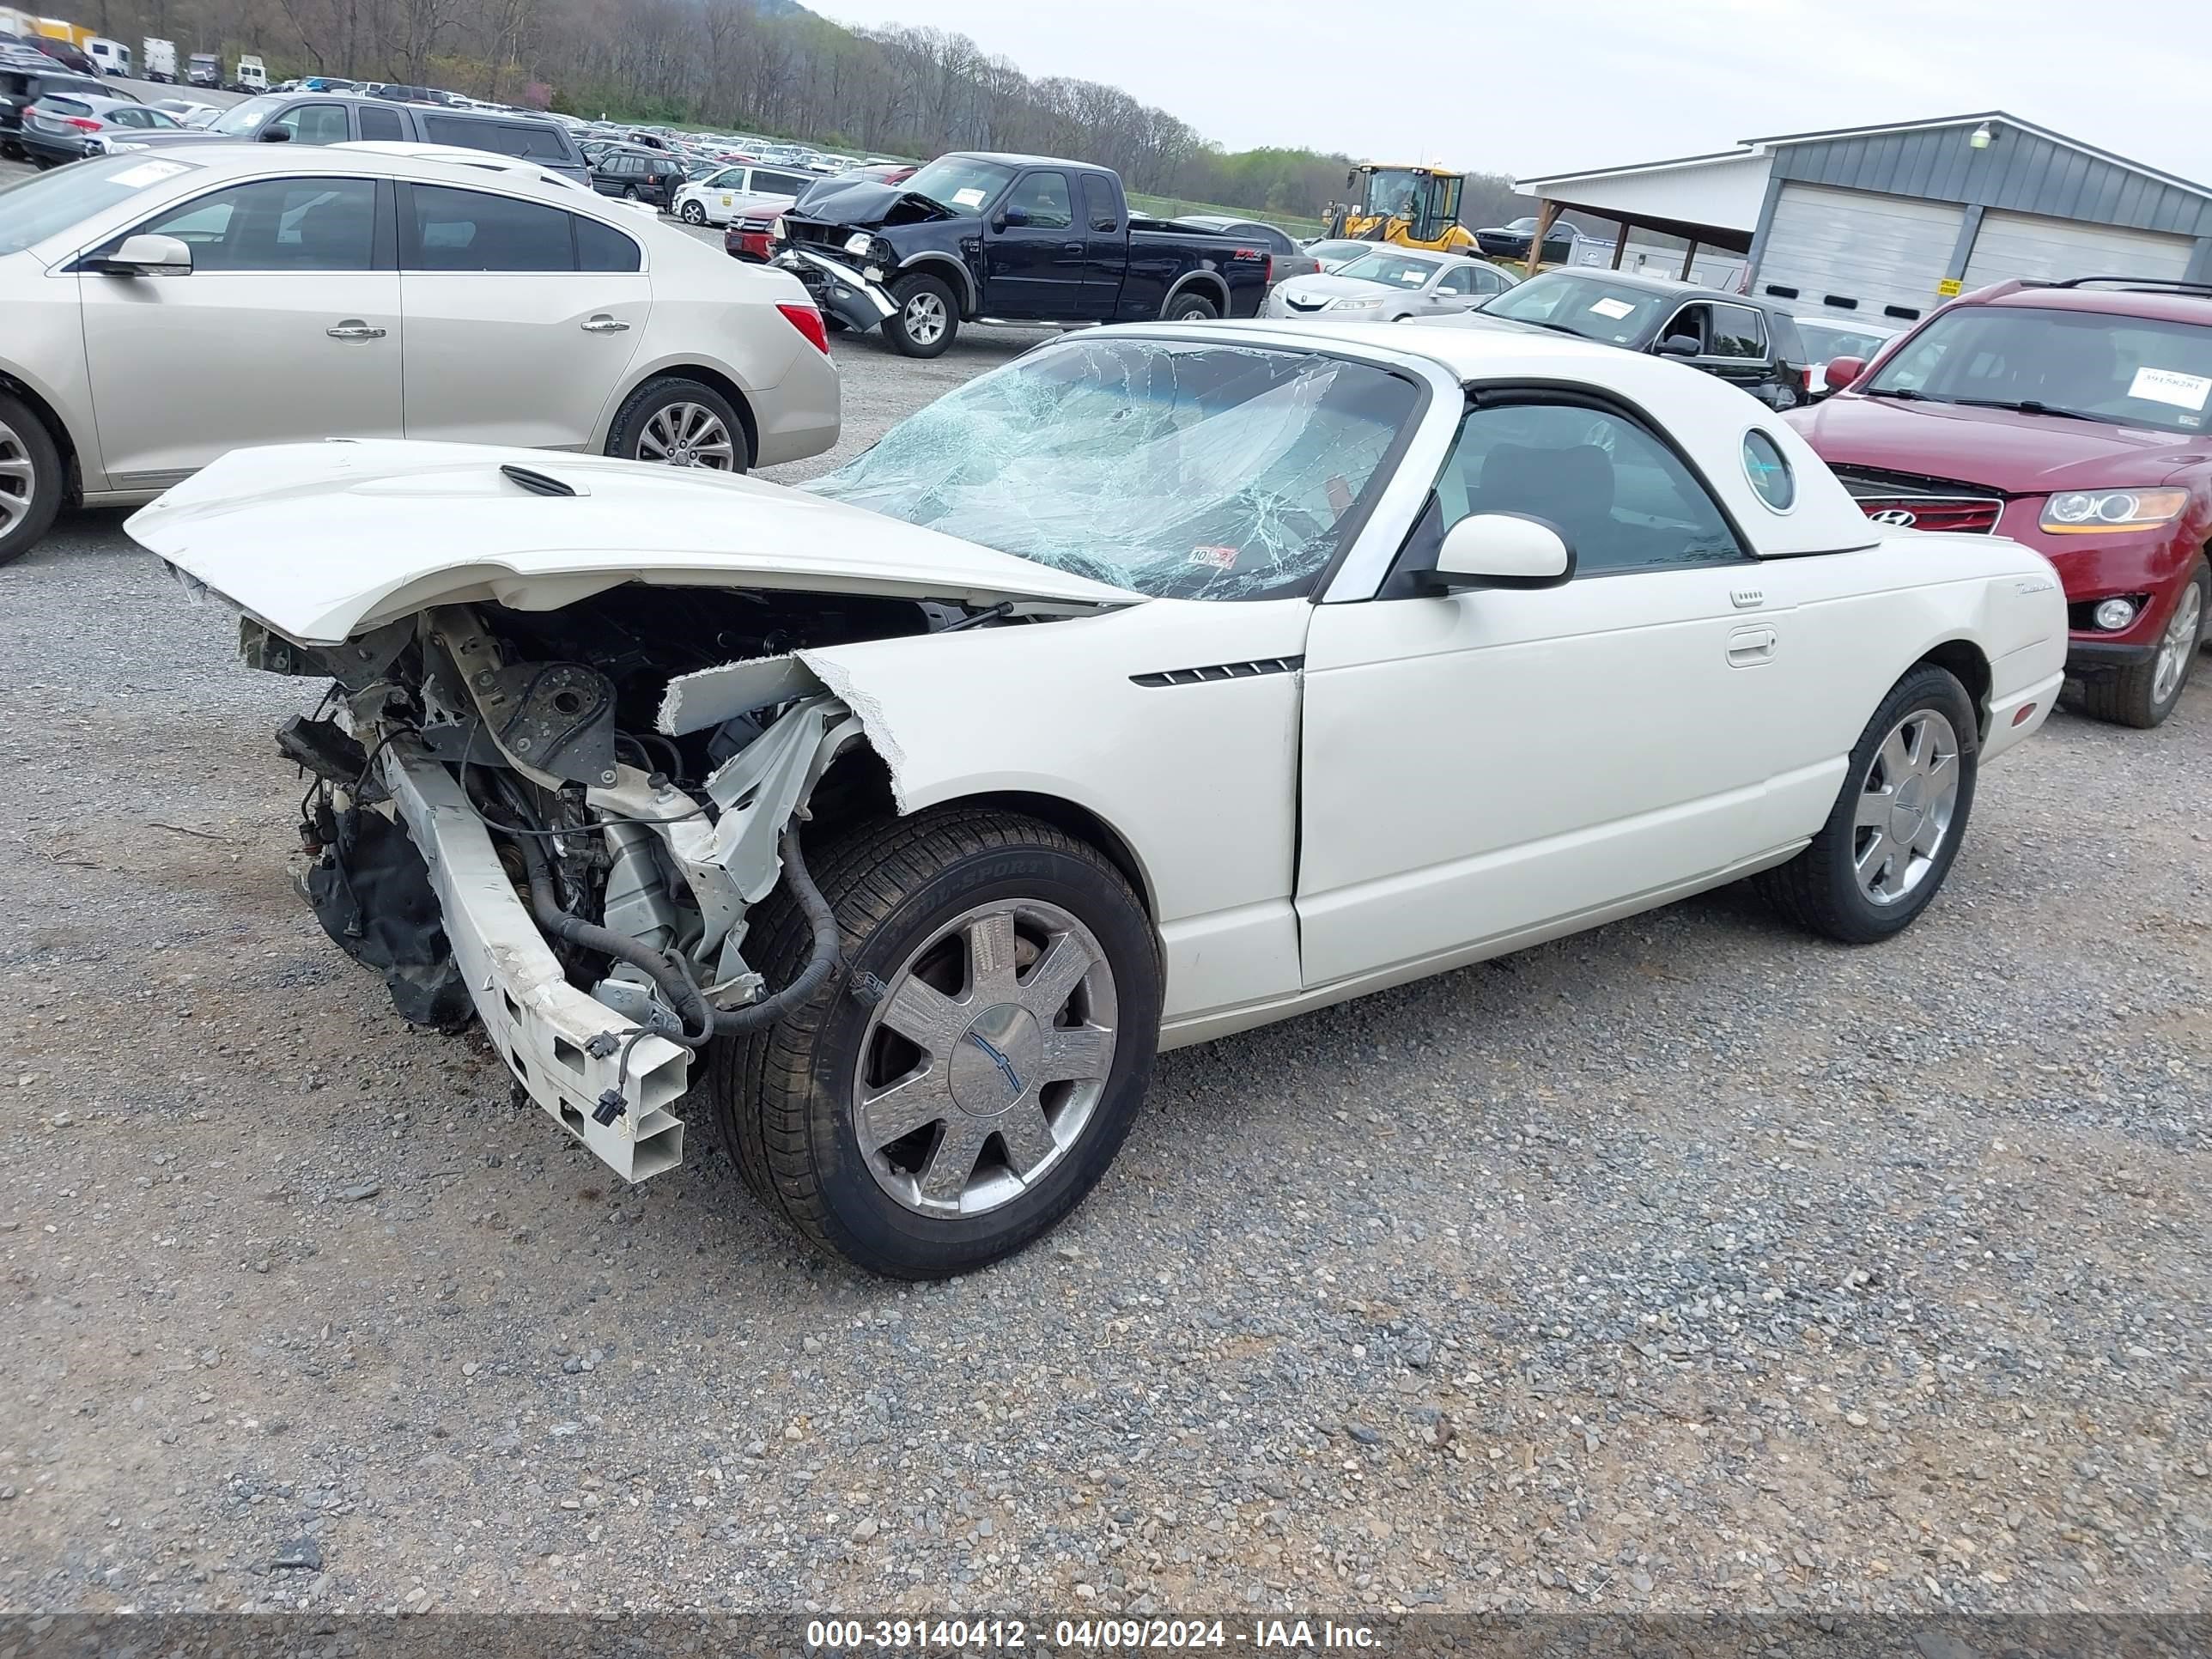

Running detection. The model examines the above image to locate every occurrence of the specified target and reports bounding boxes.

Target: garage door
[1755,183,1963,326]
[1962,209,2195,289]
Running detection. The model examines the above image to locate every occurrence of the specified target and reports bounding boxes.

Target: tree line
[71,0,1530,224]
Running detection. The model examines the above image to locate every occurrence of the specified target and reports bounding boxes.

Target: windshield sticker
[1324,475,1354,514]
[951,187,987,207]
[1587,296,1637,321]
[2128,367,2212,412]
[1189,544,1238,569]
[109,159,194,188]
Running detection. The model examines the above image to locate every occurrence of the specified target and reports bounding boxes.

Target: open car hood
[125,441,1145,646]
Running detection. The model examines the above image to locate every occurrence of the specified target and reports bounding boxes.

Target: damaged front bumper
[774,246,897,335]
[381,744,695,1181]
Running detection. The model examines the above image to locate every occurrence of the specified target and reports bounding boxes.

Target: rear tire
[621,184,639,201]
[708,808,1161,1279]
[1164,290,1219,323]
[2075,558,2207,729]
[605,377,750,472]
[883,273,957,358]
[0,392,65,569]
[1757,664,1979,944]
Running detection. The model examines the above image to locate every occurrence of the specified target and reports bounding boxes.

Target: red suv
[1787,277,2212,728]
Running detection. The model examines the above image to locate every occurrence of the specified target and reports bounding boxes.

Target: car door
[77,173,399,489]
[981,168,1082,318]
[1296,393,1818,988]
[265,100,351,144]
[397,182,647,448]
[1073,173,1124,319]
[1426,264,1480,313]
[698,166,745,220]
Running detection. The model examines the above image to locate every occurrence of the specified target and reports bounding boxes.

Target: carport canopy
[1510,148,1768,280]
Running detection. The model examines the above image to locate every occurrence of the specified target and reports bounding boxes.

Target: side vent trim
[1130,656,1304,689]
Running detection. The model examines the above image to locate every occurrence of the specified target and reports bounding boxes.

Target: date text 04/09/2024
[803,1620,1380,1650]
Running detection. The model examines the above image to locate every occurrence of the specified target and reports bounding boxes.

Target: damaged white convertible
[131,322,2067,1276]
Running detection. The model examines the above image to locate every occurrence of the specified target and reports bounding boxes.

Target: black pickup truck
[772,151,1274,357]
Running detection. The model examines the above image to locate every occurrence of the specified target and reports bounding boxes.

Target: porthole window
[1742,429,1796,512]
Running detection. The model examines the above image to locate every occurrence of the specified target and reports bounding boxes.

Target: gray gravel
[1,304,2209,1620]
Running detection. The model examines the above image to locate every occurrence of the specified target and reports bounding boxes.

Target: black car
[774,151,1272,357]
[1441,267,1813,410]
[88,91,592,185]
[1472,216,1588,264]
[590,145,685,207]
[0,64,116,158]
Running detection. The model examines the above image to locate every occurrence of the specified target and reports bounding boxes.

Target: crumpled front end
[773,246,898,336]
[246,591,905,1182]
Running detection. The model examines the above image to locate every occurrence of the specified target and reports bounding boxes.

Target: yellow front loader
[1325,165,1476,254]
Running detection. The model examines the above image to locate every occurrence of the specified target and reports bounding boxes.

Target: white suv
[0,143,840,563]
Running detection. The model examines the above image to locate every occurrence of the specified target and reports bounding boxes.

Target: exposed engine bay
[255,585,963,1178]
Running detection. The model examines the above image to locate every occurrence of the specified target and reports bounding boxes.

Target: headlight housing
[771,216,787,240]
[2039,488,2191,532]
[1334,295,1385,311]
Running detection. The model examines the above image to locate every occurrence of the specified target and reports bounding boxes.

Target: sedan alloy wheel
[1851,708,1961,905]
[637,402,737,469]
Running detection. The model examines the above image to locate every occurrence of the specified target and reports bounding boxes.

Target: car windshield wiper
[1861,386,1931,400]
[1951,397,2100,422]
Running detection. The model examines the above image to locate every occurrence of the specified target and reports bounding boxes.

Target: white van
[232,53,265,91]
[141,36,176,80]
[86,35,130,74]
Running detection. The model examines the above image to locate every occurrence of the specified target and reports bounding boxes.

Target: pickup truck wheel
[1164,291,1219,323]
[2075,558,2207,728]
[0,392,64,569]
[606,377,750,471]
[708,808,1161,1279]
[884,274,957,357]
[1756,664,1978,944]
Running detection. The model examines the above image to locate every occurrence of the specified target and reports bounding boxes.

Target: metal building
[1513,112,2212,327]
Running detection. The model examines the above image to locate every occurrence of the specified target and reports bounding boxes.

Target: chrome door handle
[581,314,631,332]
[326,320,386,340]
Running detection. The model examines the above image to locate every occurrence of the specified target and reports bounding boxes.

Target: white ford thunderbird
[131,321,2067,1277]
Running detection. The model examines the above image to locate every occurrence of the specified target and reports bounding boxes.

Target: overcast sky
[823,0,2212,187]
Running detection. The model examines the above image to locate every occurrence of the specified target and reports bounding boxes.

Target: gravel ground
[1,288,2209,1621]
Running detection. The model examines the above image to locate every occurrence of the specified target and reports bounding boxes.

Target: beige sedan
[0,143,841,564]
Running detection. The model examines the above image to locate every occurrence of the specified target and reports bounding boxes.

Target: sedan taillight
[64,114,102,131]
[776,301,829,355]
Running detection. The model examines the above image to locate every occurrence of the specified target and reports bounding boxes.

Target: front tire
[883,273,957,357]
[605,376,750,471]
[679,200,706,225]
[0,392,64,568]
[1758,664,1978,944]
[2076,558,2207,728]
[710,809,1162,1279]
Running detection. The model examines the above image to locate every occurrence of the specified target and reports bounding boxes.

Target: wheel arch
[897,252,976,315]
[1163,270,1230,317]
[1915,637,1993,737]
[604,362,760,465]
[0,368,84,502]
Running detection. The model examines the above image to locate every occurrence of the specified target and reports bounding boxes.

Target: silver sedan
[1263,248,1516,322]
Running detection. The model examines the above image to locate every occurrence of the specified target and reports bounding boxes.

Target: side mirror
[996,204,1030,229]
[258,124,289,140]
[1656,334,1700,359]
[1822,355,1866,391]
[87,233,192,276]
[1427,513,1575,592]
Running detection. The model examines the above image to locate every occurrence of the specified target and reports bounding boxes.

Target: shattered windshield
[805,337,1421,600]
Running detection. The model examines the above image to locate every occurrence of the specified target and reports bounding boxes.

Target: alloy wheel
[0,414,34,538]
[851,900,1118,1218]
[1851,708,1961,904]
[636,403,735,469]
[902,290,947,346]
[2151,580,2204,707]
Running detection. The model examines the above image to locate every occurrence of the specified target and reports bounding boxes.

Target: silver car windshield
[805,337,1420,602]
[0,152,204,255]
[212,94,282,135]
[1334,252,1440,289]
